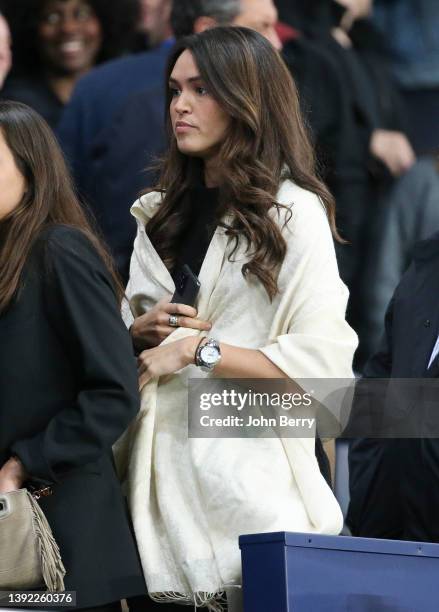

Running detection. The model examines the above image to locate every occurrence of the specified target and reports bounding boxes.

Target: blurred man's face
[138,0,172,47]
[232,0,282,51]
[0,14,12,88]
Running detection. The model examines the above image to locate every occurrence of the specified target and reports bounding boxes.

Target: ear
[193,16,218,33]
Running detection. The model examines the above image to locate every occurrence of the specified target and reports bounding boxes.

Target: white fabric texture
[116,179,358,609]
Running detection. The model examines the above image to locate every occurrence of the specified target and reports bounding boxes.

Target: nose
[59,15,81,35]
[174,90,191,115]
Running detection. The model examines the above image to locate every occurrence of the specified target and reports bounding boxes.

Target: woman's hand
[0,457,27,493]
[138,336,200,390]
[131,297,211,351]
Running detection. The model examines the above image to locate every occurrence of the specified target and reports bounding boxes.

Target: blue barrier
[239,531,439,611]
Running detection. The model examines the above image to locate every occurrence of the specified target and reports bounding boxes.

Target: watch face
[201,345,219,365]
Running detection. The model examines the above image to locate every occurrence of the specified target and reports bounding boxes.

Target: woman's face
[169,50,231,161]
[0,130,27,222]
[38,0,103,76]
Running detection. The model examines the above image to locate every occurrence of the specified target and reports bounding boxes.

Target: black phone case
[171,264,201,306]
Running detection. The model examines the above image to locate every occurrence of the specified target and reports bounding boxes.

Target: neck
[331,26,352,48]
[46,69,89,104]
[203,158,222,188]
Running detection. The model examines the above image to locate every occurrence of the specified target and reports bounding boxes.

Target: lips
[59,40,84,55]
[175,121,196,134]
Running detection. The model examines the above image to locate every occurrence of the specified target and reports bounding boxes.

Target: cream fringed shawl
[115,180,358,610]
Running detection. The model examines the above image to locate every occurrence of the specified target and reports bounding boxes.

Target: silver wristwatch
[195,338,221,372]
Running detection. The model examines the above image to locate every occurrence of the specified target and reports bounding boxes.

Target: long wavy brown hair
[0,101,122,312]
[146,26,338,299]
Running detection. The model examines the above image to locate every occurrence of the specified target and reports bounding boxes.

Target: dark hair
[280,0,347,35]
[171,0,241,38]
[2,0,139,77]
[146,27,338,300]
[0,101,122,312]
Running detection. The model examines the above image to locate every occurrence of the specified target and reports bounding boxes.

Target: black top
[1,76,64,129]
[0,225,145,606]
[171,184,220,280]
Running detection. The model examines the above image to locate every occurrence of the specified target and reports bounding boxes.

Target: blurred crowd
[0,0,438,371]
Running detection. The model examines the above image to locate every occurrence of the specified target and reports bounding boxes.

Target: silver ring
[169,314,179,328]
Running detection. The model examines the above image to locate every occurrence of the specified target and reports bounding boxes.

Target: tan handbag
[0,488,66,591]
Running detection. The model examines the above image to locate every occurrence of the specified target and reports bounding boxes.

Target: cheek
[84,19,103,45]
[0,41,11,63]
[11,167,26,197]
[169,103,178,127]
[0,171,26,216]
[37,24,56,48]
[203,102,230,135]
[211,113,230,141]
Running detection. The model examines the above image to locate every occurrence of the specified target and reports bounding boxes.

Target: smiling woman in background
[0,0,138,128]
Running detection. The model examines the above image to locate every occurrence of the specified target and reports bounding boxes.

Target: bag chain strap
[29,485,53,501]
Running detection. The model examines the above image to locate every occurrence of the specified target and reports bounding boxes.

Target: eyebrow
[168,76,203,85]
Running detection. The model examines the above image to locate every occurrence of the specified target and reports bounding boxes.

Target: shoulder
[131,191,164,224]
[120,84,164,116]
[74,49,167,96]
[40,224,94,250]
[2,77,52,102]
[34,226,118,301]
[36,225,107,274]
[76,55,145,88]
[273,180,336,266]
[275,179,329,228]
[2,76,35,95]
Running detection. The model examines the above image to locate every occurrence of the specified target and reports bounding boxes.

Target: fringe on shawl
[28,492,66,591]
[149,590,228,611]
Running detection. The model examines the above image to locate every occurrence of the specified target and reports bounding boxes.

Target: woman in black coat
[0,100,147,610]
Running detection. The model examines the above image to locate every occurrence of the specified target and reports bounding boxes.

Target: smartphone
[171,264,201,307]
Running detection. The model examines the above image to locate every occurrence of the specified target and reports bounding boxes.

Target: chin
[177,144,204,157]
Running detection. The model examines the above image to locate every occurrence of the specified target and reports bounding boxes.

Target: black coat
[0,226,146,607]
[1,76,64,129]
[347,231,439,541]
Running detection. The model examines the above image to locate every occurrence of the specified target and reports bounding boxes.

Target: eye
[169,87,181,98]
[196,86,208,96]
[75,5,94,21]
[40,5,94,25]
[42,11,62,26]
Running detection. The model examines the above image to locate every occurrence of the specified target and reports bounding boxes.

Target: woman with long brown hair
[0,100,147,610]
[120,26,357,611]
